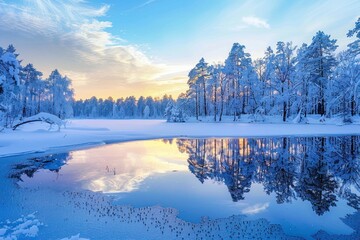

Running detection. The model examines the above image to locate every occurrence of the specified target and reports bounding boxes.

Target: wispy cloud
[185,0,360,61]
[242,16,270,29]
[138,0,156,8]
[241,203,269,215]
[0,0,185,99]
[124,0,157,12]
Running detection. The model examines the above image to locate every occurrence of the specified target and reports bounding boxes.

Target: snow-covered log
[12,112,64,131]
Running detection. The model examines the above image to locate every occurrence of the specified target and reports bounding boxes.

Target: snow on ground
[1,116,360,158]
[0,213,42,239]
[0,212,87,240]
[60,234,89,240]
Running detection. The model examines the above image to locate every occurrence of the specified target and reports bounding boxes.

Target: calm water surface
[4,136,360,239]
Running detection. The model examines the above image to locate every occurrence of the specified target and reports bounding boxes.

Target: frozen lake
[1,136,360,239]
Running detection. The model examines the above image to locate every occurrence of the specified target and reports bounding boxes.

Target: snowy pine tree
[0,45,22,127]
[273,42,296,122]
[305,31,338,117]
[45,70,74,119]
[20,64,43,117]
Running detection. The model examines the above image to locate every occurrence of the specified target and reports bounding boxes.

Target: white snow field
[1,118,360,158]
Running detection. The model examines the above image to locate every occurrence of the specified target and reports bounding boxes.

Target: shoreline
[1,119,360,158]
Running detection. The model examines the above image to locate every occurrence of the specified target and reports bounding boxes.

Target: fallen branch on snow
[12,112,64,131]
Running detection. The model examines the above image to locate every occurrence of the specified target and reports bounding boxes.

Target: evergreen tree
[332,51,360,122]
[306,31,338,117]
[0,45,22,127]
[20,64,43,117]
[347,17,360,57]
[46,69,74,119]
[273,42,296,121]
[224,43,257,120]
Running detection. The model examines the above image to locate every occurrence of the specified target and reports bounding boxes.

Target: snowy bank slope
[1,119,360,158]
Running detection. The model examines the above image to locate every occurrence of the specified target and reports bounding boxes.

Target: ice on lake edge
[2,188,360,240]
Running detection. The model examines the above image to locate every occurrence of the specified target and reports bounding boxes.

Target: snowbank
[60,234,89,240]
[0,213,43,239]
[1,118,360,158]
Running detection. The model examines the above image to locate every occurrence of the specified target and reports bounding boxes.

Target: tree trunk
[37,94,41,114]
[203,79,207,116]
[214,85,217,121]
[22,105,26,118]
[281,85,286,122]
[304,83,308,117]
[351,95,356,116]
[195,88,199,120]
[319,46,325,117]
[219,84,224,122]
[283,101,287,122]
[321,97,325,116]
[22,90,27,117]
[242,91,246,114]
[232,77,236,119]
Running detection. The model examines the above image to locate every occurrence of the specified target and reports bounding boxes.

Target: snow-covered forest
[170,18,360,123]
[73,18,360,123]
[0,44,174,128]
[0,45,74,128]
[75,18,360,123]
[1,18,359,127]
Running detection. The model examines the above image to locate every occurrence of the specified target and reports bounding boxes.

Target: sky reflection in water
[18,139,188,193]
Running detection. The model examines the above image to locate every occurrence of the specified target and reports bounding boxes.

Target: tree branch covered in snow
[12,112,65,131]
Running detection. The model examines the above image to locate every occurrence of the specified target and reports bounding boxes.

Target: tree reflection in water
[176,136,360,216]
[9,136,360,217]
[10,153,70,181]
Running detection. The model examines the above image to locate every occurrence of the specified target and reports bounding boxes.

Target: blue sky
[0,0,359,99]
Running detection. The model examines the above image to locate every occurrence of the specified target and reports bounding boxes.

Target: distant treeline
[72,95,174,119]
